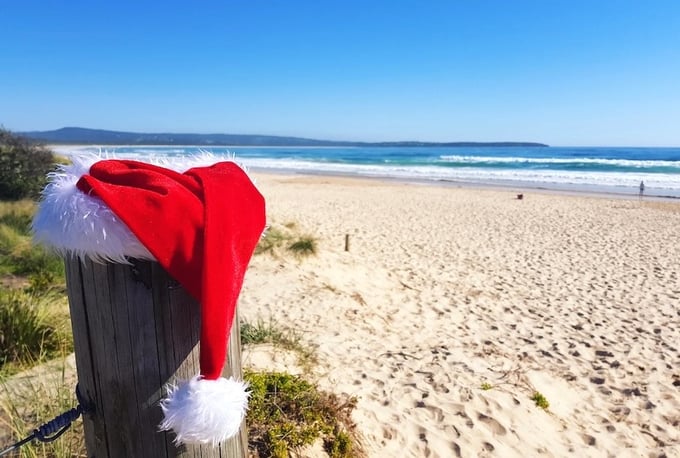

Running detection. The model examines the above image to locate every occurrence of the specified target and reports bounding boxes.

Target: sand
[239,173,680,458]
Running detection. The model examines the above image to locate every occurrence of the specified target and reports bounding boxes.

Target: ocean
[60,145,680,199]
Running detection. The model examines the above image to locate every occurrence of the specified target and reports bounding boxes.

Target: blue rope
[0,384,89,457]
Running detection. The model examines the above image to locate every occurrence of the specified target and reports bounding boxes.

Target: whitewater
[53,145,680,198]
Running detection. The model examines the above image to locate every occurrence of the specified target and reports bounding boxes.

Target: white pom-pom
[159,376,249,446]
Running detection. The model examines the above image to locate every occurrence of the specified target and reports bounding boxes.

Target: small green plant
[245,371,361,458]
[288,236,317,257]
[531,391,550,410]
[480,382,493,391]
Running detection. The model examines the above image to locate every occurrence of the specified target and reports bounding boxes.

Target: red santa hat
[32,154,266,446]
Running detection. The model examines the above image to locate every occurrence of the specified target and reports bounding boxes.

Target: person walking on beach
[639,180,645,200]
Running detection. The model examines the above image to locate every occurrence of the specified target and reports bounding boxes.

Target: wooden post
[344,234,350,252]
[65,256,247,458]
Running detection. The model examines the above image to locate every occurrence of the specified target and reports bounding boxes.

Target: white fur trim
[159,376,249,446]
[31,152,245,263]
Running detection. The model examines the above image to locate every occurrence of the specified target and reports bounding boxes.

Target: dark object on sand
[517,193,524,200]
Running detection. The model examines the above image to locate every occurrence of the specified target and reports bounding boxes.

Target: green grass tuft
[288,236,317,257]
[480,382,493,391]
[241,318,289,346]
[240,318,316,370]
[254,226,291,256]
[0,289,72,372]
[0,200,65,288]
[531,391,550,410]
[255,223,319,260]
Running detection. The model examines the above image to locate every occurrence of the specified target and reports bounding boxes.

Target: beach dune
[240,173,680,458]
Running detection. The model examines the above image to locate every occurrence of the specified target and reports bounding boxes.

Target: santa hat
[32,154,266,446]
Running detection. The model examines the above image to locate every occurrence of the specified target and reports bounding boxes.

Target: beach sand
[239,173,680,458]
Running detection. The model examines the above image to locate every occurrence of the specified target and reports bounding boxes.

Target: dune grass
[0,201,64,292]
[0,357,85,458]
[255,223,318,259]
[240,317,317,371]
[0,289,73,376]
[288,236,317,257]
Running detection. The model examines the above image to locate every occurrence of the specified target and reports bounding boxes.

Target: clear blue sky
[1,1,679,146]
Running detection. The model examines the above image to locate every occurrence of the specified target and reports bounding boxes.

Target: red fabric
[76,160,265,380]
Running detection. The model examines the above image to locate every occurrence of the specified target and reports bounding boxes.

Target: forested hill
[22,127,548,147]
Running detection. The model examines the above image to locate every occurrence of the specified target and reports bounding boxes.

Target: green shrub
[245,371,360,458]
[0,128,56,200]
[326,431,353,458]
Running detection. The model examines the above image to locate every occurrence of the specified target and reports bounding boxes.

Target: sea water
[62,145,680,198]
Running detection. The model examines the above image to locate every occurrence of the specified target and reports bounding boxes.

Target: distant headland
[22,127,548,148]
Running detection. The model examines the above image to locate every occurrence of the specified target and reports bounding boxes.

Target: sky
[1,1,679,146]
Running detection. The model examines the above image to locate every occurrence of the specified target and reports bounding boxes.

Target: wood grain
[65,257,247,458]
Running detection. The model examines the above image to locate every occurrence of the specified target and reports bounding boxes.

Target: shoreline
[47,145,680,201]
[48,144,680,201]
[248,166,680,202]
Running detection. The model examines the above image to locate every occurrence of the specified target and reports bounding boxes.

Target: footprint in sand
[418,427,432,458]
[454,407,474,429]
[477,412,507,436]
[382,425,397,440]
[415,401,446,422]
[581,433,597,446]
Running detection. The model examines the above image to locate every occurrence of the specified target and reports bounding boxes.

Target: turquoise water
[61,145,680,198]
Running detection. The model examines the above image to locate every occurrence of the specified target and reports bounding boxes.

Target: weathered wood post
[65,256,247,457]
[33,157,264,458]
